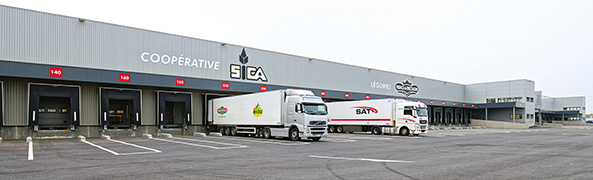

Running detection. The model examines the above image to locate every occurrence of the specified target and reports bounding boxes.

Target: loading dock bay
[1,127,592,179]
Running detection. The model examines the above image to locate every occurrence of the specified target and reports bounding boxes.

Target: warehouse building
[0,5,586,139]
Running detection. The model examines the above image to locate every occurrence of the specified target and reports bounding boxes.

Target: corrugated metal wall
[0,5,466,101]
[191,90,203,125]
[141,87,156,125]
[2,78,28,126]
[80,83,99,125]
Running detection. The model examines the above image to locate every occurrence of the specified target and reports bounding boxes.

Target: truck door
[99,88,141,129]
[157,91,191,129]
[28,83,80,130]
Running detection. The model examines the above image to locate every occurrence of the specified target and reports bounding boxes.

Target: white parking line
[81,139,161,156]
[310,155,414,163]
[27,138,34,161]
[172,137,248,148]
[206,136,311,145]
[321,138,357,142]
[151,137,248,149]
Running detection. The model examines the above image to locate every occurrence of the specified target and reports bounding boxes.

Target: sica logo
[230,48,268,82]
[353,106,378,115]
[217,106,228,115]
[252,103,263,117]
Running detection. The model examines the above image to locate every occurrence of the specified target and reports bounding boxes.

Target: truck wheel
[289,127,301,141]
[372,126,382,135]
[224,127,231,136]
[400,127,410,136]
[219,127,226,135]
[310,137,321,141]
[329,126,335,133]
[263,127,272,139]
[231,127,237,136]
[336,126,344,133]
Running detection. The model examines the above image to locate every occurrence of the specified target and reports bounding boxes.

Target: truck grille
[309,121,327,126]
[310,128,325,131]
[420,120,427,124]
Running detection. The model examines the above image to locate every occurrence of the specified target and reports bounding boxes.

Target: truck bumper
[302,127,328,138]
[413,126,428,135]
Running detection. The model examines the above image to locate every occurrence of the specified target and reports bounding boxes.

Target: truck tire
[400,127,410,136]
[310,137,321,141]
[329,126,335,133]
[372,126,382,135]
[263,127,272,139]
[289,127,301,141]
[224,127,231,136]
[231,127,237,136]
[336,126,344,133]
[219,127,226,135]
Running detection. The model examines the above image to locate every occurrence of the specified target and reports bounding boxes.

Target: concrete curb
[193,132,207,137]
[142,134,153,139]
[101,135,111,140]
[77,135,86,141]
[209,132,222,137]
[159,133,173,138]
[26,136,32,142]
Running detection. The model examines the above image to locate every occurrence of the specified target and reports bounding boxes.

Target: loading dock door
[464,109,471,125]
[100,88,142,128]
[28,84,80,128]
[156,91,191,129]
[455,109,463,125]
[445,108,453,125]
[433,107,443,125]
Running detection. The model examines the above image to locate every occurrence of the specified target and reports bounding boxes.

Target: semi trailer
[208,89,328,141]
[327,99,428,136]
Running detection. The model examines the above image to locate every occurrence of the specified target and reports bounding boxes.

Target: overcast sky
[2,0,592,112]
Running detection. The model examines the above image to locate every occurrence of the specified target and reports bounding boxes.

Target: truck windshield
[303,103,328,115]
[416,108,428,117]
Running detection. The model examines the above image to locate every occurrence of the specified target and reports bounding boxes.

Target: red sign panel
[430,100,433,104]
[472,104,475,108]
[222,82,229,89]
[453,102,456,106]
[463,103,466,107]
[320,91,326,97]
[260,86,267,92]
[365,95,370,100]
[417,99,420,102]
[176,78,185,86]
[344,93,349,98]
[119,74,130,82]
[50,68,63,77]
[442,101,445,105]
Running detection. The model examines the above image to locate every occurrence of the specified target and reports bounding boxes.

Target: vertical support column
[562,114,564,122]
[512,106,517,123]
[485,108,488,121]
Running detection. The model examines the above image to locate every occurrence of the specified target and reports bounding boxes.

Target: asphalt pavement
[1,127,592,180]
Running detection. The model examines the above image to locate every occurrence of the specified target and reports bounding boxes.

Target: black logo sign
[395,80,419,97]
[353,106,378,115]
[230,48,268,82]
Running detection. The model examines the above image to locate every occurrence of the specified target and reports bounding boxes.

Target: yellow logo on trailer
[253,103,263,117]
